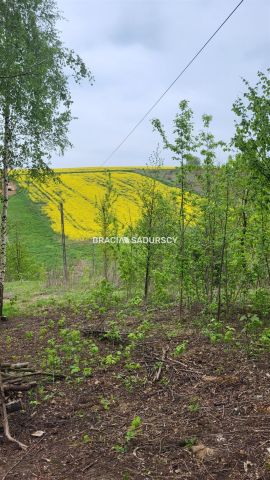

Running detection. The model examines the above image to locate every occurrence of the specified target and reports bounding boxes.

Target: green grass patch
[8,188,98,270]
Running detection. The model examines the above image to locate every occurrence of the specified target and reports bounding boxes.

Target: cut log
[3,381,37,392]
[2,371,65,384]
[1,362,29,369]
[6,400,23,414]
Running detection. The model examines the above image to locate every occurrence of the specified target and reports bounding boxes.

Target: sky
[53,0,270,168]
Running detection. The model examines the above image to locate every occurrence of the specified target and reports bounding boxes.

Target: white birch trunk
[0,111,10,318]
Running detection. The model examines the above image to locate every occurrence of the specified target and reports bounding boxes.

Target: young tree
[231,69,270,301]
[197,114,223,304]
[138,149,166,302]
[6,226,43,280]
[95,171,118,281]
[232,69,270,181]
[152,100,196,317]
[0,0,93,318]
[118,148,179,303]
[216,165,230,321]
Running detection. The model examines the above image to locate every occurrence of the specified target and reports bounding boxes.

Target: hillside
[18,167,181,240]
[7,167,185,273]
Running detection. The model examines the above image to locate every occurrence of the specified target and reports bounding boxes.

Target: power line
[101,0,245,166]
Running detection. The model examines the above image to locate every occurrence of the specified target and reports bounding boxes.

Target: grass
[4,268,116,317]
[8,188,99,270]
[4,278,88,316]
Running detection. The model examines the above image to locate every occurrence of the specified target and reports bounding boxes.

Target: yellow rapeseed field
[19,168,197,240]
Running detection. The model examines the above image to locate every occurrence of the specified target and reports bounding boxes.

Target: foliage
[232,70,270,181]
[0,0,93,173]
[6,232,44,281]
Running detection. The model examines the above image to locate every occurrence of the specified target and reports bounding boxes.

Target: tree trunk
[179,157,185,319]
[59,202,68,284]
[240,189,248,274]
[260,199,270,284]
[0,110,11,319]
[144,197,155,303]
[144,244,151,302]
[217,172,229,322]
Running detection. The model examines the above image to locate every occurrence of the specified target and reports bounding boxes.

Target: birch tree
[0,0,93,318]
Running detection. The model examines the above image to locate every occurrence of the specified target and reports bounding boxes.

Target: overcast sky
[53,0,270,168]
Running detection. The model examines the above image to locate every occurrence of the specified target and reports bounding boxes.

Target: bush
[249,288,270,317]
[6,240,45,281]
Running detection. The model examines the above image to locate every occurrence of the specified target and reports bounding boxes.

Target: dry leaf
[31,430,45,438]
[191,443,215,460]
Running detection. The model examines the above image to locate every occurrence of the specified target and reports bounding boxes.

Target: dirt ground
[1,306,270,480]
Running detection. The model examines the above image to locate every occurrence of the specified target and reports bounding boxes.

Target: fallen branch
[0,361,65,449]
[153,347,168,382]
[0,370,27,450]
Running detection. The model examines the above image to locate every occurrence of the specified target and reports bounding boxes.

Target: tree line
[96,70,270,320]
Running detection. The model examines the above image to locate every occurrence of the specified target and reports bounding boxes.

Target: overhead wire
[101,0,245,166]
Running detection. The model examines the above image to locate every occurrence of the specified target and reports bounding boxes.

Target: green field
[8,187,96,271]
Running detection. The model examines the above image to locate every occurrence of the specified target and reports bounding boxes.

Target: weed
[25,331,34,340]
[125,416,142,443]
[124,362,141,371]
[224,326,236,343]
[259,328,270,348]
[113,444,127,453]
[173,341,188,356]
[82,434,91,444]
[102,352,121,366]
[39,326,48,338]
[104,321,121,342]
[185,437,198,449]
[41,338,61,374]
[70,364,81,375]
[88,341,99,355]
[188,397,201,413]
[114,416,143,454]
[57,316,66,328]
[5,335,12,347]
[100,396,111,411]
[83,367,92,377]
[240,314,262,334]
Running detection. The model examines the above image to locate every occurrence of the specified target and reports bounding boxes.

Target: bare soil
[1,306,270,480]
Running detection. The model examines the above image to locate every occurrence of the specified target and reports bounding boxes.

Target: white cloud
[53,0,270,168]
